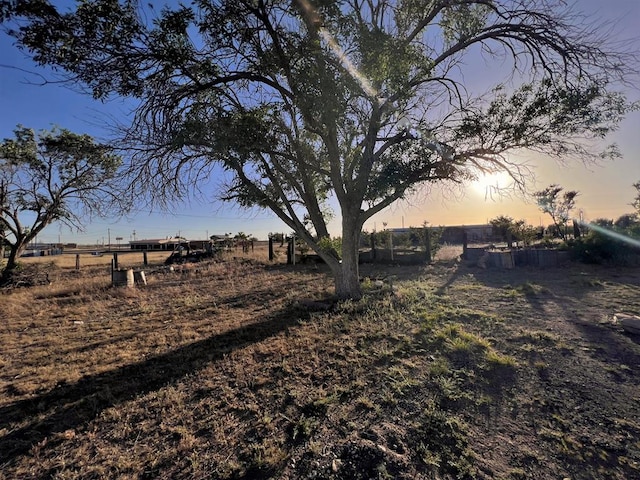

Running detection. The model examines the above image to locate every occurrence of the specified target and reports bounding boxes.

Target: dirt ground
[0,247,639,479]
[426,262,640,479]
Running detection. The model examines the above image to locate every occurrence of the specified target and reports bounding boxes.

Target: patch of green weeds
[516,330,560,347]
[506,467,527,479]
[457,307,503,326]
[417,309,440,331]
[416,302,502,331]
[433,323,491,366]
[383,365,421,396]
[500,287,520,299]
[428,357,451,376]
[485,349,517,365]
[302,393,338,417]
[434,372,475,409]
[516,281,539,295]
[355,395,379,412]
[556,340,575,354]
[430,324,518,399]
[417,304,454,328]
[474,393,493,412]
[539,427,584,460]
[411,403,475,478]
[394,284,435,303]
[337,295,393,315]
[519,343,544,356]
[291,414,316,442]
[503,281,548,297]
[245,440,288,475]
[534,361,550,379]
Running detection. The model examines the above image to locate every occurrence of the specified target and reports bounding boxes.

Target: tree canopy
[533,184,579,240]
[0,126,121,282]
[3,0,636,297]
[632,181,640,217]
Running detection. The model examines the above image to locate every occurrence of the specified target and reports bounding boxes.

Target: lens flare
[295,0,379,101]
[579,221,640,248]
[317,29,379,100]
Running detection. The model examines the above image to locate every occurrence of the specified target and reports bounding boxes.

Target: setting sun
[470,171,515,199]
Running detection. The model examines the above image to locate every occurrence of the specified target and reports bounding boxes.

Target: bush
[569,230,640,265]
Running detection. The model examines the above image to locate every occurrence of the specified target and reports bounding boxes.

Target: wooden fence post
[370,233,376,261]
[143,251,148,266]
[268,236,274,261]
[75,254,80,270]
[286,237,293,265]
[292,234,296,265]
[573,221,581,239]
[462,230,468,259]
[113,252,119,270]
[424,227,431,263]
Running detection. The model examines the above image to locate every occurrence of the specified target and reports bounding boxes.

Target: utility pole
[132,230,136,242]
[108,228,111,252]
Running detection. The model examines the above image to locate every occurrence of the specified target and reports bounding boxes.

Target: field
[1,245,639,479]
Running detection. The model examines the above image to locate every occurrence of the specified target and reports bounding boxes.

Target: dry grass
[1,249,639,479]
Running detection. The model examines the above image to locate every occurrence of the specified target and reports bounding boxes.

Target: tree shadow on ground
[0,301,315,465]
[433,262,471,296]
[553,298,640,360]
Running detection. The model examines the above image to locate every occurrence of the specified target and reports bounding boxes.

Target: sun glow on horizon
[470,171,516,200]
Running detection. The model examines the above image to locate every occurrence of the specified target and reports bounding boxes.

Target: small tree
[614,214,638,230]
[489,215,516,245]
[409,223,443,259]
[511,220,539,247]
[632,181,640,217]
[0,126,121,283]
[534,185,579,241]
[592,218,614,229]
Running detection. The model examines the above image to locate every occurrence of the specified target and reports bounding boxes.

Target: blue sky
[1,0,639,244]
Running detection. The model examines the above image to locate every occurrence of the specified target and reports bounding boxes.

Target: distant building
[20,243,63,257]
[209,235,229,242]
[189,239,213,250]
[440,225,495,244]
[129,238,184,251]
[209,235,234,249]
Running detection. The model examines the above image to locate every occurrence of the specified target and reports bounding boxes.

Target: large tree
[3,0,635,298]
[0,126,121,283]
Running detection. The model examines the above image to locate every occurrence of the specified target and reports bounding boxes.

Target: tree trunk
[0,245,20,285]
[334,216,362,300]
[0,235,28,285]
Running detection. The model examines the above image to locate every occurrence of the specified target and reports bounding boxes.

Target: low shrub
[569,230,640,265]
